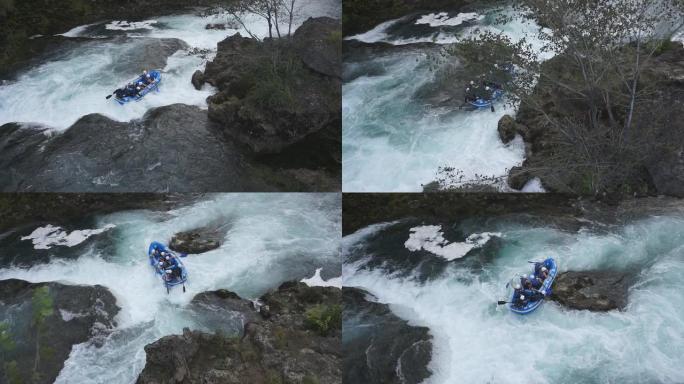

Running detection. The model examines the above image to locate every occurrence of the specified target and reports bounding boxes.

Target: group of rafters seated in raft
[511,261,552,308]
[113,70,156,99]
[149,247,183,281]
[464,79,503,103]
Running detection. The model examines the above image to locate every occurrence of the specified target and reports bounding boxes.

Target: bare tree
[221,0,298,40]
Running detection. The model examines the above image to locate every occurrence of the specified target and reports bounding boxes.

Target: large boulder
[497,114,518,144]
[0,104,279,192]
[550,271,632,311]
[203,17,341,156]
[169,225,223,254]
[137,282,342,384]
[343,287,432,384]
[0,279,119,384]
[191,69,205,90]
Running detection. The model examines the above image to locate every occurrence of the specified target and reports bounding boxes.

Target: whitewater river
[343,207,684,383]
[342,7,551,192]
[0,0,340,130]
[0,193,341,383]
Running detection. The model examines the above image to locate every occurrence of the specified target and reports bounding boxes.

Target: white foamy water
[21,224,116,249]
[344,215,684,383]
[301,267,342,288]
[0,0,340,130]
[343,8,550,191]
[0,193,341,383]
[405,225,500,261]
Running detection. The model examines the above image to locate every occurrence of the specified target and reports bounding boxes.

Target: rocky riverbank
[0,279,119,384]
[343,287,432,384]
[500,41,684,198]
[196,17,341,188]
[137,282,342,384]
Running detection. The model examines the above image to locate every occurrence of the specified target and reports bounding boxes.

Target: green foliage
[4,361,22,384]
[0,322,15,352]
[265,370,282,384]
[273,326,288,349]
[32,286,54,328]
[302,376,319,384]
[243,47,305,112]
[304,305,341,336]
[238,342,259,362]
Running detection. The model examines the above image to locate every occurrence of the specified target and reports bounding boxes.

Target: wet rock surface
[202,17,341,186]
[0,279,119,384]
[343,287,432,384]
[137,282,341,384]
[551,271,633,311]
[0,104,289,192]
[169,224,226,254]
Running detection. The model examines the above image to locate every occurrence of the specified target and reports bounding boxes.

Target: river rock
[343,287,432,384]
[293,16,341,78]
[191,69,205,90]
[137,282,341,384]
[508,166,532,190]
[550,271,632,311]
[497,114,518,144]
[0,279,119,384]
[169,226,222,254]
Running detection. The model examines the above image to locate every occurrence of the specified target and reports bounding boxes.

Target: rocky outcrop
[137,282,341,384]
[507,42,684,197]
[203,17,341,161]
[497,114,518,144]
[550,271,632,311]
[343,287,432,384]
[0,279,119,384]
[169,224,225,254]
[0,104,295,192]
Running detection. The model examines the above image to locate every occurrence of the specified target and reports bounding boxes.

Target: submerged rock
[343,287,432,384]
[0,279,119,384]
[169,225,224,254]
[137,282,341,384]
[551,271,632,311]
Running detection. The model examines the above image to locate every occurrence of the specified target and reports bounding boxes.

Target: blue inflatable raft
[508,258,557,315]
[470,88,503,109]
[114,70,162,105]
[148,241,188,293]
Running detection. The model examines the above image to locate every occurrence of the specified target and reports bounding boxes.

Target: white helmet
[161,252,166,256]
[166,270,172,274]
[485,86,490,91]
[520,295,525,300]
[514,283,521,290]
[158,261,164,266]
[541,267,548,272]
[165,255,171,260]
[530,274,535,279]
[143,70,148,75]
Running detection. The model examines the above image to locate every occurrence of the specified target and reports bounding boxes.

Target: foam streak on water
[343,215,684,383]
[0,193,341,383]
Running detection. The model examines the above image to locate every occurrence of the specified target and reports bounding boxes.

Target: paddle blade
[497,300,508,305]
[105,94,112,99]
[179,253,187,258]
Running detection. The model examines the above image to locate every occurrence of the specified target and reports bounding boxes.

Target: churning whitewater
[0,0,340,130]
[343,213,684,383]
[342,8,552,192]
[0,193,341,383]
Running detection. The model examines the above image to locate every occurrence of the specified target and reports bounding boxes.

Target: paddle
[183,284,186,293]
[105,91,116,100]
[497,300,509,305]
